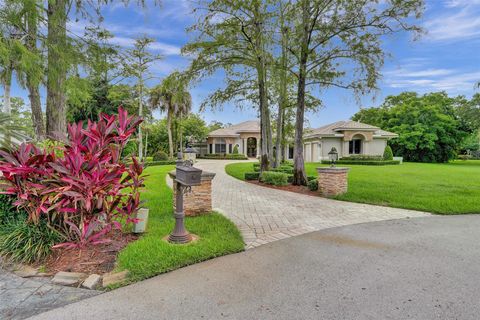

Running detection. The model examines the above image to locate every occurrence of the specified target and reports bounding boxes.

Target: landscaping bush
[0,194,26,225]
[457,154,473,160]
[153,150,169,161]
[0,219,62,263]
[341,155,384,161]
[0,107,144,250]
[233,145,239,154]
[253,163,260,172]
[308,179,318,191]
[287,174,294,183]
[260,171,288,186]
[383,145,394,160]
[307,175,316,182]
[244,172,260,180]
[198,154,248,160]
[145,160,177,166]
[321,160,400,165]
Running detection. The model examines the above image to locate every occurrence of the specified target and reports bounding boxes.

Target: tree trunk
[25,1,45,140]
[167,108,174,158]
[144,128,148,159]
[46,0,67,140]
[275,104,284,168]
[27,82,45,140]
[253,4,270,173]
[138,79,143,161]
[2,68,12,114]
[292,0,309,186]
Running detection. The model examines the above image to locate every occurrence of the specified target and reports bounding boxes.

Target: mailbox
[176,165,202,186]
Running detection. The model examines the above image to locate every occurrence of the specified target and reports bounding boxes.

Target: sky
[7,0,480,128]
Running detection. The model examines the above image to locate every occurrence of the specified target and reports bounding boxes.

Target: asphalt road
[29,215,480,320]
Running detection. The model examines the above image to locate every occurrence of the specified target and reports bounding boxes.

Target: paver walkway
[0,261,98,320]
[194,160,430,249]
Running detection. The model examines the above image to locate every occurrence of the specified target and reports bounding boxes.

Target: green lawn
[117,165,244,283]
[225,161,480,215]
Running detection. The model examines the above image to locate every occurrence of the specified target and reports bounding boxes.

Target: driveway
[29,215,480,320]
[194,160,429,248]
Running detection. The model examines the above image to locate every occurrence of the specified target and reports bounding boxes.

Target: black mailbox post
[168,152,202,244]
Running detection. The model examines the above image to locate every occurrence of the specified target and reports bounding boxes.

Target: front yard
[116,165,244,283]
[225,160,480,215]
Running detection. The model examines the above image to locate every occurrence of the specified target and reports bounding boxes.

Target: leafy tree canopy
[352,92,469,163]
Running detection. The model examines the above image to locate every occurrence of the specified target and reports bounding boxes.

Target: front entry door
[247,138,257,157]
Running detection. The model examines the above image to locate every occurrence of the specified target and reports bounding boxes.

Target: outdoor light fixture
[328,147,338,167]
[184,144,198,163]
[168,151,202,244]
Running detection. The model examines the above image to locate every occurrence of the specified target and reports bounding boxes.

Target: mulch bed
[247,180,320,197]
[43,232,138,275]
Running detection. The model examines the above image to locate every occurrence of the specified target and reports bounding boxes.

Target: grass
[225,160,480,215]
[117,165,244,282]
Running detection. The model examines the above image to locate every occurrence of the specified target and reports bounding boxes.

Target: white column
[243,139,247,156]
[212,139,216,154]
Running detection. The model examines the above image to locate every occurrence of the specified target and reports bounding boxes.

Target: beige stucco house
[302,120,398,162]
[207,120,261,157]
[207,119,397,161]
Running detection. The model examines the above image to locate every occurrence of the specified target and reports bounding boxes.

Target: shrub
[244,172,260,180]
[145,160,177,166]
[153,150,169,161]
[341,155,384,161]
[253,163,260,172]
[0,219,62,263]
[260,171,288,186]
[307,175,316,182]
[0,107,144,249]
[457,154,472,160]
[233,145,239,154]
[0,194,27,225]
[308,179,318,191]
[198,154,248,160]
[287,174,294,183]
[383,145,394,160]
[321,160,400,165]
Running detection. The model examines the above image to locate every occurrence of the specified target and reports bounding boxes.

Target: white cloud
[385,65,480,93]
[107,36,181,56]
[424,1,480,41]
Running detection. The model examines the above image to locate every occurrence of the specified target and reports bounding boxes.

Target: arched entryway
[247,137,257,157]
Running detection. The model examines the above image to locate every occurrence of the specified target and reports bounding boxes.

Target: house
[207,120,260,157]
[302,120,398,162]
[207,119,397,161]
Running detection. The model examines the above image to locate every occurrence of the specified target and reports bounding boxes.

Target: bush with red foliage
[0,107,144,248]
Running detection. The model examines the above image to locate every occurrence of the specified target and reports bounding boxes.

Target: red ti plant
[0,107,144,248]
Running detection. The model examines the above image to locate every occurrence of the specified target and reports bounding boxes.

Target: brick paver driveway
[194,160,430,249]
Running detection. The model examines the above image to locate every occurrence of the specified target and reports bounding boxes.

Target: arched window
[349,135,363,154]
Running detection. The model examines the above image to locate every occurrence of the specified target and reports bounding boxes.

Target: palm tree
[149,72,192,158]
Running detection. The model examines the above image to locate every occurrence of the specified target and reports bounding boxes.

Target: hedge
[260,171,288,186]
[198,154,248,160]
[145,160,177,167]
[245,172,260,180]
[340,155,383,161]
[321,160,400,165]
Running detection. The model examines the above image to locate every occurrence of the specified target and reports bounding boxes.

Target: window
[215,143,226,153]
[209,144,213,154]
[288,145,294,159]
[228,144,232,153]
[349,139,362,154]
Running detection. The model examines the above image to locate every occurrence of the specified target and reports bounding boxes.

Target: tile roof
[208,120,260,137]
[305,120,398,138]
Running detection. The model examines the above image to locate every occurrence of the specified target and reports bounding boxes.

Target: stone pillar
[169,171,216,216]
[316,167,350,197]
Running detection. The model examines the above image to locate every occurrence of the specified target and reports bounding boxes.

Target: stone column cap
[169,169,216,181]
[316,167,350,173]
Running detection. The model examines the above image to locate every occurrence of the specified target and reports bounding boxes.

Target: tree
[352,92,467,162]
[122,36,162,161]
[184,0,274,172]
[287,0,423,185]
[149,71,192,158]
